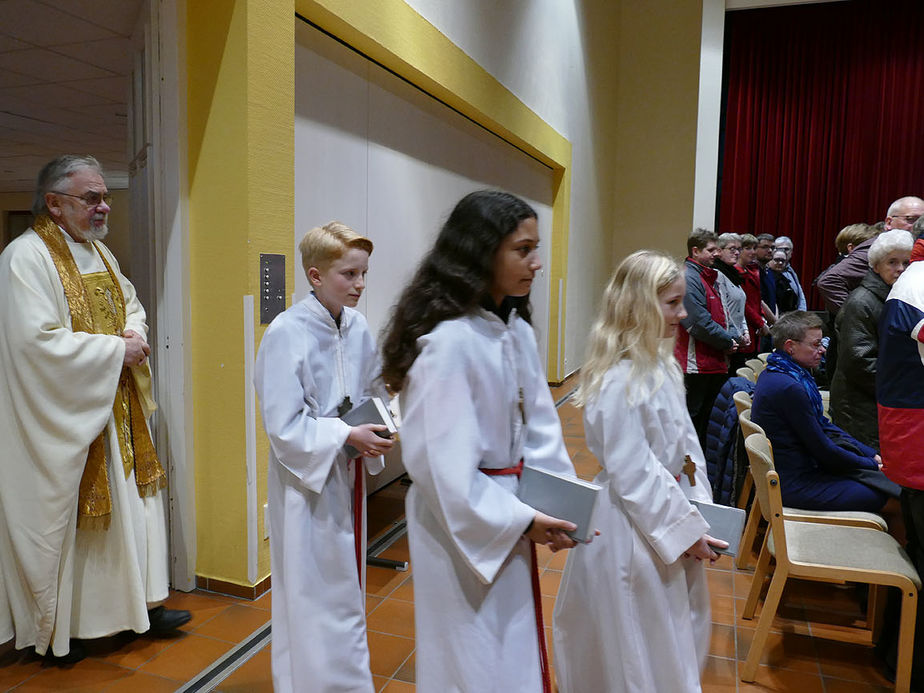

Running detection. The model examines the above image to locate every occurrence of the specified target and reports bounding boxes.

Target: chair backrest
[733,390,752,416]
[744,432,776,524]
[757,352,770,363]
[738,407,765,440]
[736,366,756,383]
[820,390,831,417]
[745,358,766,376]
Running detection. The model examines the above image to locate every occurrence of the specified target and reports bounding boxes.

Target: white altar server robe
[400,310,575,693]
[553,361,713,693]
[0,227,168,657]
[254,294,385,693]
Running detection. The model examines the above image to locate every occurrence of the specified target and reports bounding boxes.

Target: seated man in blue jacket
[751,311,898,512]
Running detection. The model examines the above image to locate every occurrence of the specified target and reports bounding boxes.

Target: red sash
[353,458,364,586]
[481,460,551,693]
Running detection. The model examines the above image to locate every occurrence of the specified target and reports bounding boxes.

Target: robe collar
[305,291,356,332]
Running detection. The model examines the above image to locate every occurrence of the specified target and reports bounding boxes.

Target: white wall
[404,0,614,376]
[294,21,555,362]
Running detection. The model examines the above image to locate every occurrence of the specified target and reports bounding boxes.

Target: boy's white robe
[400,310,575,693]
[553,361,713,693]
[0,227,168,656]
[253,295,384,693]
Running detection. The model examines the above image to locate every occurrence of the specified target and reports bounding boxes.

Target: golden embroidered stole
[33,215,166,530]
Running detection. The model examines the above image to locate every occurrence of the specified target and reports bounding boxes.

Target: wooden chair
[731,391,754,515]
[735,366,756,383]
[740,432,920,692]
[734,409,887,570]
[732,390,751,417]
[757,352,770,363]
[745,358,766,377]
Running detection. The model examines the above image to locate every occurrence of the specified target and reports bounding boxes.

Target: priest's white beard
[78,218,109,241]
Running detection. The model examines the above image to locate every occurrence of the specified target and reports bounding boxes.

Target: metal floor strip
[176,622,271,693]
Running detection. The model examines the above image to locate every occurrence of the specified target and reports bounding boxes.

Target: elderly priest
[0,155,189,663]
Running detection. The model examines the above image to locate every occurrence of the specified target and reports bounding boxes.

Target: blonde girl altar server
[553,250,727,693]
[381,191,581,693]
[253,222,394,693]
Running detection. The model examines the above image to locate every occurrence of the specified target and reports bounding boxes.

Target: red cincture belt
[481,459,551,693]
[353,458,364,587]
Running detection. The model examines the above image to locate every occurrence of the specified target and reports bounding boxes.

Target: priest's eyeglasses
[51,190,113,207]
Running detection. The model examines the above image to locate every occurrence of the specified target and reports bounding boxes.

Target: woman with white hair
[830,229,914,447]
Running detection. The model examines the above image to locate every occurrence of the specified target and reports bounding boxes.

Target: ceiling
[0,0,144,192]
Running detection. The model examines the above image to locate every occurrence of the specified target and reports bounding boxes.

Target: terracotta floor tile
[735,629,819,672]
[541,594,556,624]
[546,548,569,570]
[100,670,181,692]
[0,648,44,689]
[381,679,415,692]
[814,639,893,685]
[84,631,176,669]
[367,631,414,678]
[712,554,735,571]
[367,594,385,614]
[746,663,825,692]
[251,588,272,611]
[162,589,239,628]
[366,565,409,597]
[366,599,415,639]
[216,646,273,693]
[192,604,270,643]
[539,569,562,597]
[712,593,737,626]
[378,536,411,563]
[138,632,234,680]
[733,570,756,597]
[701,655,738,691]
[13,658,133,692]
[710,624,738,659]
[394,650,415,682]
[373,674,390,691]
[390,575,414,602]
[822,676,891,693]
[708,568,735,597]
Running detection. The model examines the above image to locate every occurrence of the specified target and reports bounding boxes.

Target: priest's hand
[122,330,151,367]
[526,511,578,552]
[347,424,395,458]
[683,534,727,562]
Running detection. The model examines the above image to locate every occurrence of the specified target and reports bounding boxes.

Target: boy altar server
[253,222,393,693]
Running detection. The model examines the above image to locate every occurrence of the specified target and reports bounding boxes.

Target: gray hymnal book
[691,500,747,557]
[516,465,602,543]
[341,397,398,458]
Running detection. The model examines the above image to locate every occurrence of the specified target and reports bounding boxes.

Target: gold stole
[33,215,166,530]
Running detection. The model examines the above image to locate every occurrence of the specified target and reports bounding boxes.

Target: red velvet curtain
[718,0,924,308]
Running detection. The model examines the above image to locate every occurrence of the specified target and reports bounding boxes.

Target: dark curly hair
[381,190,537,393]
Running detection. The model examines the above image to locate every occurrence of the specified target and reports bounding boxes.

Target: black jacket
[829,270,890,449]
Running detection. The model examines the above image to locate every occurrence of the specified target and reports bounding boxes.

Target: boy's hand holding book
[346,424,395,458]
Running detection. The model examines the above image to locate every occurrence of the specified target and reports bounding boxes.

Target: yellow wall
[611,1,704,260]
[187,0,294,585]
[183,0,704,587]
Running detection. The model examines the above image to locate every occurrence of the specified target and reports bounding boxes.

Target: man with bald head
[818,196,924,314]
[0,155,189,663]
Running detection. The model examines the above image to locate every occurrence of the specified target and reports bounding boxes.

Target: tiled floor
[0,377,898,691]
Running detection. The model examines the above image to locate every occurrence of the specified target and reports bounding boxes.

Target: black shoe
[147,606,191,635]
[41,639,86,665]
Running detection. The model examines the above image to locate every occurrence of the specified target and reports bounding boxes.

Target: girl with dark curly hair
[381,190,580,692]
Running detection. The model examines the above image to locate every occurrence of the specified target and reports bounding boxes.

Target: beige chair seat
[782,507,887,531]
[767,522,918,587]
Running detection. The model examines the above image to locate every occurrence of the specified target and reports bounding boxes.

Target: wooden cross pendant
[682,455,697,486]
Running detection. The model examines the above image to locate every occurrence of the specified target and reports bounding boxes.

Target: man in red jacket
[675,228,739,446]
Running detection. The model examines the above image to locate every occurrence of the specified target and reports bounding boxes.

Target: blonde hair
[573,250,683,408]
[299,221,373,277]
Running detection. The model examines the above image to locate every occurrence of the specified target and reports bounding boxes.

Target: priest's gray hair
[32,155,104,216]
[868,228,913,268]
[770,311,823,350]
